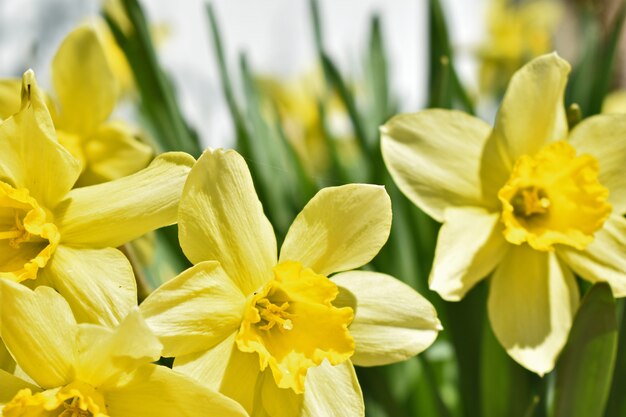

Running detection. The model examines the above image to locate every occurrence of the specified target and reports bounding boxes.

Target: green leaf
[103,0,202,156]
[481,314,539,417]
[551,283,618,417]
[444,282,487,417]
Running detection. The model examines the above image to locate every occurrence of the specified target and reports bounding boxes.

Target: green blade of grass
[550,283,618,417]
[103,0,201,156]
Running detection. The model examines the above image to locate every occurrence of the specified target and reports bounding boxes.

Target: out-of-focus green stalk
[239,55,296,237]
[104,0,198,284]
[481,315,539,417]
[427,0,475,114]
[567,2,626,116]
[103,0,202,157]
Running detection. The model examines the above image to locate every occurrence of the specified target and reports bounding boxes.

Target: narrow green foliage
[427,0,475,114]
[551,283,617,417]
[481,318,538,417]
[103,0,201,156]
[567,3,626,116]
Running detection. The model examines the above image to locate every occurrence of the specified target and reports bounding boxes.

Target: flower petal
[0,370,39,402]
[430,207,509,301]
[76,121,153,186]
[179,149,277,295]
[260,371,303,417]
[488,245,579,375]
[52,25,116,134]
[105,364,248,417]
[39,246,137,326]
[380,109,495,222]
[0,78,20,120]
[0,70,81,208]
[54,152,194,248]
[280,184,391,276]
[568,115,626,213]
[141,261,246,357]
[0,338,15,373]
[492,53,570,166]
[302,361,364,417]
[174,333,261,415]
[0,280,76,388]
[331,271,441,366]
[75,309,162,389]
[557,214,626,296]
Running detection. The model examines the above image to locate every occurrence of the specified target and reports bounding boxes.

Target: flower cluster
[0,23,441,417]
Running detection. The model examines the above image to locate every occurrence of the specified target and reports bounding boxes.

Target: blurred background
[0,0,485,147]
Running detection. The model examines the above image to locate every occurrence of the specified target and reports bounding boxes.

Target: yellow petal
[332,271,440,366]
[54,152,193,248]
[105,364,248,416]
[174,333,261,414]
[141,261,246,357]
[279,184,391,276]
[568,114,626,213]
[488,245,578,375]
[557,215,626,296]
[0,70,81,208]
[0,370,39,402]
[381,110,496,222]
[0,78,21,121]
[76,120,153,186]
[75,309,162,389]
[0,338,16,373]
[302,361,364,417]
[52,25,117,134]
[492,53,570,167]
[39,246,137,326]
[0,280,75,388]
[179,149,277,294]
[260,371,303,417]
[430,207,509,301]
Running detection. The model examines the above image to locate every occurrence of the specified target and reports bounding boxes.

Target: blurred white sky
[0,0,487,148]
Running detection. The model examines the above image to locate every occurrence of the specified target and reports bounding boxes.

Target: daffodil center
[3,382,108,417]
[510,186,550,218]
[0,181,59,282]
[498,140,611,251]
[236,261,355,394]
[256,297,294,332]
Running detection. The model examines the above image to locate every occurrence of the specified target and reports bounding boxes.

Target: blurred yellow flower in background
[258,71,360,179]
[0,70,193,325]
[0,24,152,187]
[0,279,247,417]
[602,90,626,114]
[478,0,562,95]
[140,148,441,416]
[382,53,626,375]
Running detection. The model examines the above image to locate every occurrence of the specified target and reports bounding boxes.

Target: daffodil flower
[140,148,441,416]
[0,70,193,326]
[0,279,247,417]
[478,0,562,95]
[0,24,152,186]
[381,53,626,375]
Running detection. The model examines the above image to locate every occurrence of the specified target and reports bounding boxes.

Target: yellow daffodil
[258,72,358,177]
[139,148,441,416]
[478,0,562,95]
[602,90,626,114]
[381,53,626,375]
[0,279,247,417]
[0,24,152,186]
[0,70,193,326]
